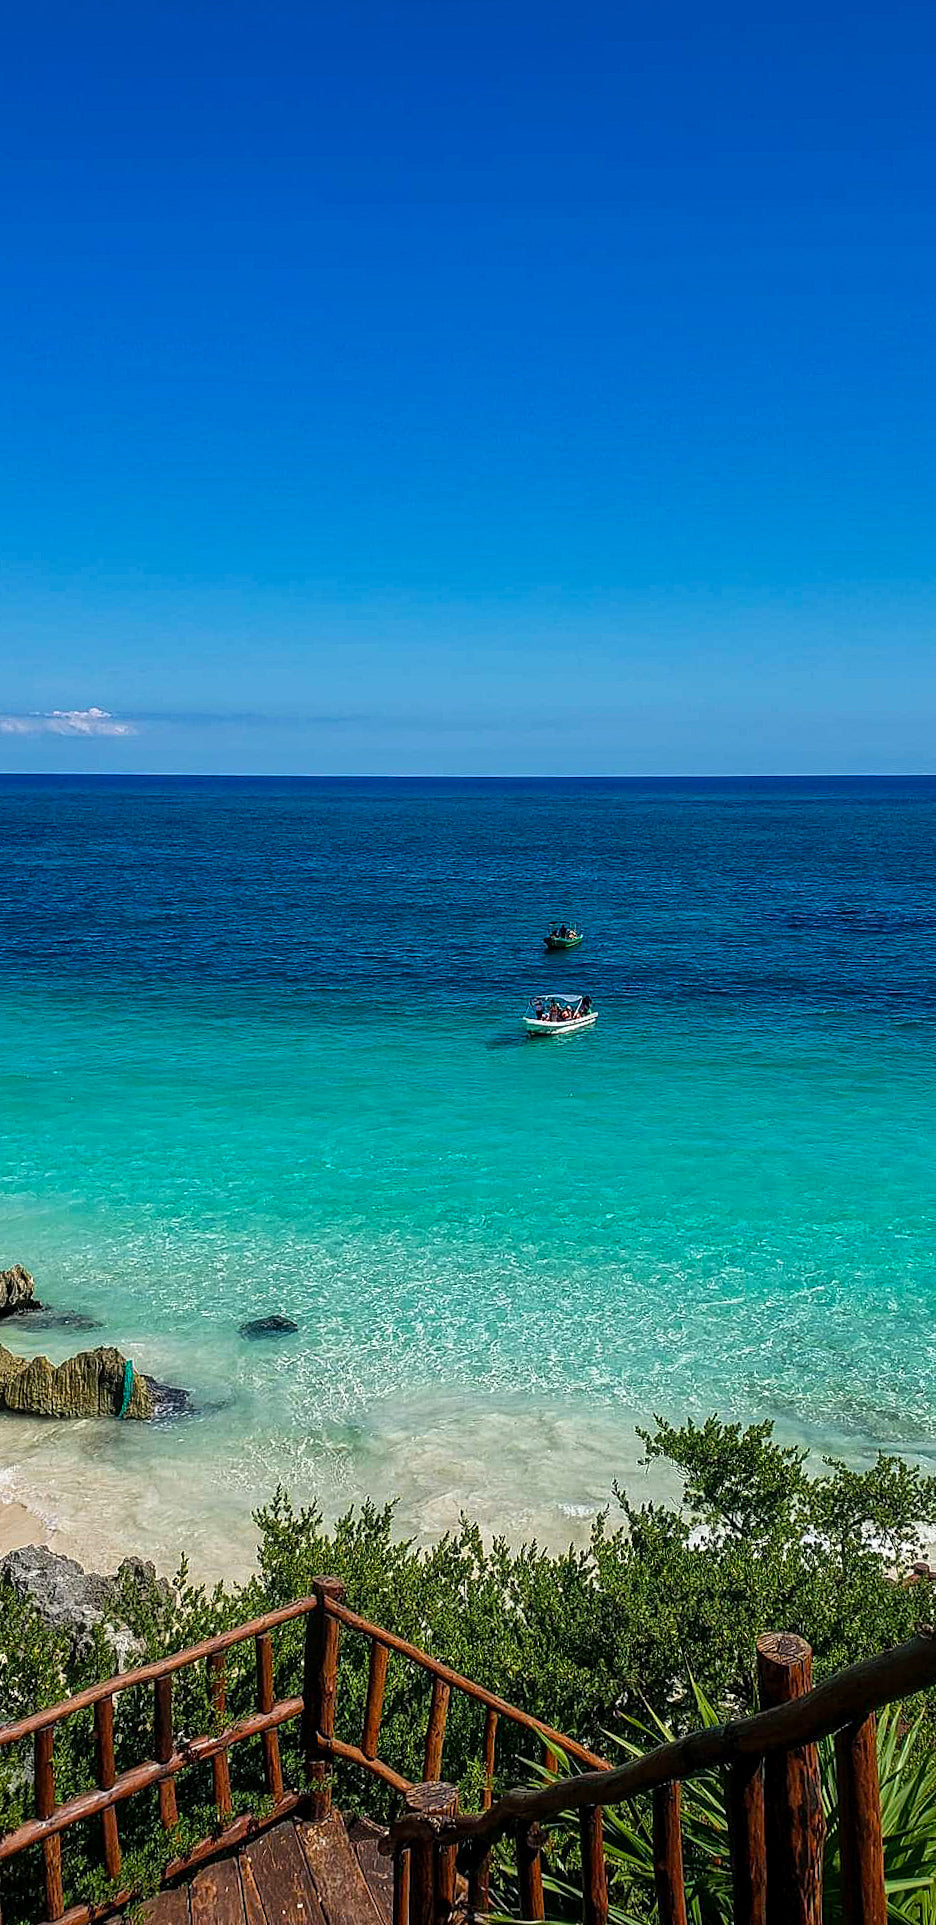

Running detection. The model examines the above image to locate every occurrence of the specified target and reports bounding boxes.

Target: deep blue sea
[1,775,934,1576]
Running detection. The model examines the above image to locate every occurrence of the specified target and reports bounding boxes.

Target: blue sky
[1,0,934,774]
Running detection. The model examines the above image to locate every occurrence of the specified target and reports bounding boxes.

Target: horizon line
[2,770,936,783]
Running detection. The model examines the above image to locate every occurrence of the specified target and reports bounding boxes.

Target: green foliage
[0,1416,935,1918]
[539,1692,936,1924]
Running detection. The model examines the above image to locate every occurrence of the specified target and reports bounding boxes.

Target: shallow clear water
[0,776,934,1575]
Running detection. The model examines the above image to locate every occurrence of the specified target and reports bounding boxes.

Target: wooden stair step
[241,1822,325,1925]
[296,1813,388,1925]
[344,1816,393,1925]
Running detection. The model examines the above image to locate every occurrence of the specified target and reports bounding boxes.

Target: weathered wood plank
[190,1855,246,1925]
[346,1816,394,1925]
[136,1888,191,1925]
[238,1855,269,1925]
[242,1821,326,1925]
[297,1813,386,1925]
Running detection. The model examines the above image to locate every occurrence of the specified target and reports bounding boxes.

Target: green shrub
[0,1416,934,1917]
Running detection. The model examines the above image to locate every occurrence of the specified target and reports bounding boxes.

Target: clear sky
[1,0,934,774]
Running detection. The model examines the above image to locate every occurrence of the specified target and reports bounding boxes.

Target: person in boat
[560,1003,573,1020]
[548,999,560,1021]
[557,923,568,938]
[533,999,545,1019]
[580,994,592,1015]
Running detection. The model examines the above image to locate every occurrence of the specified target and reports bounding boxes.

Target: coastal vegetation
[1,1416,935,1918]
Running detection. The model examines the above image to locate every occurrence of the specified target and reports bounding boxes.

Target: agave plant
[533,1689,936,1925]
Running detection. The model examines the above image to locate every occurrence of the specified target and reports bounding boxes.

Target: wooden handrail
[0,1574,928,1925]
[387,1627,936,1851]
[325,1597,605,1769]
[0,1592,322,1745]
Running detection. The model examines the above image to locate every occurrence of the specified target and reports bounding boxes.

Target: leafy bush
[540,1692,936,1924]
[0,1416,934,1918]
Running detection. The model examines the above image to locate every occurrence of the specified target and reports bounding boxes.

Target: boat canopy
[527,993,587,1010]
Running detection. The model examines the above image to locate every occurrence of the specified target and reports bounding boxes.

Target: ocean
[0,775,934,1578]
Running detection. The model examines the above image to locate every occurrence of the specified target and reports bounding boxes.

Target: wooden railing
[389,1626,936,1925]
[0,1577,933,1925]
[0,1576,599,1925]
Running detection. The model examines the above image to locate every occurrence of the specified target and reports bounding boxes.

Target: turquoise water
[0,778,934,1574]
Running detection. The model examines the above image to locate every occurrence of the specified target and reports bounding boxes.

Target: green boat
[544,922,583,951]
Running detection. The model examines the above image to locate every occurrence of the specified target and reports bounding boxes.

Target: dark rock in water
[17,1308,103,1332]
[239,1315,299,1339]
[0,1266,41,1317]
[143,1375,194,1419]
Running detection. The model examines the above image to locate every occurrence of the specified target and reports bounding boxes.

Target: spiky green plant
[537,1690,936,1925]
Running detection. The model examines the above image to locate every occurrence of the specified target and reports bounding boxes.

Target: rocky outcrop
[0,1265,101,1328]
[0,1266,40,1316]
[0,1345,154,1420]
[239,1315,298,1339]
[0,1546,172,1667]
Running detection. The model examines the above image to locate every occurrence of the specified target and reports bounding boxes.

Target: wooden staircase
[3,1576,936,1923]
[138,1812,390,1925]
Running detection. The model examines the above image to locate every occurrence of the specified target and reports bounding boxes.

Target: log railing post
[516,1821,546,1921]
[726,1756,767,1925]
[405,1783,458,1925]
[835,1715,886,1925]
[34,1726,65,1921]
[424,1678,451,1781]
[394,1848,412,1925]
[466,1845,491,1922]
[757,1633,824,1925]
[481,1707,498,1811]
[302,1578,345,1822]
[255,1632,284,1802]
[362,1640,389,1760]
[93,1695,122,1882]
[579,1806,609,1925]
[653,1782,688,1925]
[207,1651,233,1819]
[154,1673,178,1831]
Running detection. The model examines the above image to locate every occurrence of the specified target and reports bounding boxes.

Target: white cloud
[0,707,137,737]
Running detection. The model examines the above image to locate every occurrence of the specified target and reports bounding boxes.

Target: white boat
[523,994,597,1036]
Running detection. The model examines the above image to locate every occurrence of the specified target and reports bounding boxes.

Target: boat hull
[524,1012,598,1036]
[544,934,583,950]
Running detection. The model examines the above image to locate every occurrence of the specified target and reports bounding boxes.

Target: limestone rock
[0,1266,39,1316]
[0,1546,145,1667]
[0,1344,154,1421]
